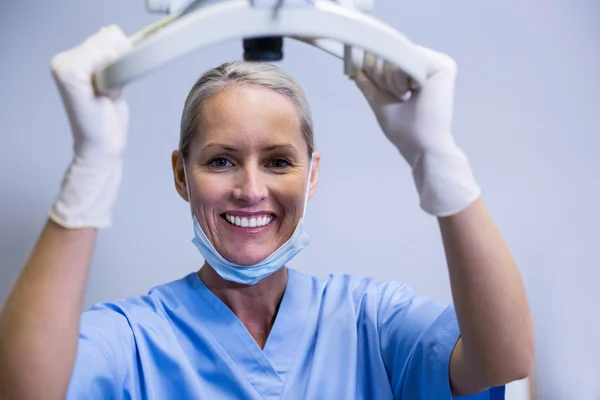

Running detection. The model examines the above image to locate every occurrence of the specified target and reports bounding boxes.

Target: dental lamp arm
[288,36,345,59]
[93,0,427,94]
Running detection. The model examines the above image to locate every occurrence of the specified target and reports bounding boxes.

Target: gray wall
[1,0,598,398]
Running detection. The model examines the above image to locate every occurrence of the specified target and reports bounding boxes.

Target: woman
[0,25,534,399]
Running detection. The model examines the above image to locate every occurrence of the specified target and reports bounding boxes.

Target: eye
[268,158,291,169]
[209,157,233,168]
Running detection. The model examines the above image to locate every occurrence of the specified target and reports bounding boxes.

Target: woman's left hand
[354,45,481,217]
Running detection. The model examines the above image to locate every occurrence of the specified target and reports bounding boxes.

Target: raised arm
[0,26,131,399]
[439,198,534,395]
[354,45,534,395]
[0,222,97,399]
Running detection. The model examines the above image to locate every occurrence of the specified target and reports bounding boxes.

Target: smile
[223,214,273,228]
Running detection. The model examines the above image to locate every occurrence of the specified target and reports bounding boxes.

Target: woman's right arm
[0,222,96,399]
[0,25,132,400]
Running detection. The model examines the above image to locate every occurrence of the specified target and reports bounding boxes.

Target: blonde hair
[179,60,315,158]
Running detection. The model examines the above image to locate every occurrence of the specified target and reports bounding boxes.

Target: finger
[84,26,132,99]
[353,72,396,104]
[362,52,412,100]
[399,90,412,102]
[83,25,132,71]
[51,25,131,82]
[362,53,387,91]
[382,58,411,95]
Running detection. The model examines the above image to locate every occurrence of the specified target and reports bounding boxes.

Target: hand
[354,45,481,217]
[49,25,132,228]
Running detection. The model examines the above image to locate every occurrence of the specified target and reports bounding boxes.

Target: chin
[220,246,274,266]
[223,239,286,266]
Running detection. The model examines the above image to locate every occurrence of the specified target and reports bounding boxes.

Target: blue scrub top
[67,269,505,399]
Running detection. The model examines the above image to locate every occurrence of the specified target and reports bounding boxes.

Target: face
[172,85,320,266]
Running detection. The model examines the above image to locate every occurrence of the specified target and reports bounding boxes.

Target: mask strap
[182,160,194,216]
[301,153,314,220]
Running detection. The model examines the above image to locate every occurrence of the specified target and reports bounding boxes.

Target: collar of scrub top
[92,0,429,94]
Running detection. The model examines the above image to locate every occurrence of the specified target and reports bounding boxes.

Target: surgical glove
[354,45,481,217]
[49,25,132,228]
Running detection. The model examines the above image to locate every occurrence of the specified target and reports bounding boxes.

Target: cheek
[271,175,306,211]
[191,175,230,210]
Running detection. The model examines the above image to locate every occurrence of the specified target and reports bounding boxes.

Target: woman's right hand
[0,26,132,400]
[50,25,132,229]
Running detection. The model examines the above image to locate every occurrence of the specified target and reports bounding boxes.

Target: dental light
[92,0,427,94]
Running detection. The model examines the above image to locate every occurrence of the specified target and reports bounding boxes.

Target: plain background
[1,0,598,399]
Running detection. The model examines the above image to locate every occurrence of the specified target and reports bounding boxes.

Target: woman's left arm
[353,44,535,395]
[439,198,535,395]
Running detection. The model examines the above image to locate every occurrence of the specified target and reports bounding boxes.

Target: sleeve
[65,304,134,400]
[377,281,505,400]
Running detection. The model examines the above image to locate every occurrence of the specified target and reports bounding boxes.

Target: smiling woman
[0,25,534,400]
[172,69,319,271]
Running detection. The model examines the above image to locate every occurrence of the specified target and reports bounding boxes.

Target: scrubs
[67,269,505,399]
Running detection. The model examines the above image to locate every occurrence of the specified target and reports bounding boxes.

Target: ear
[307,151,321,200]
[171,149,189,202]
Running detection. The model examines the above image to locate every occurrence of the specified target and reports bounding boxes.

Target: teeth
[225,214,272,228]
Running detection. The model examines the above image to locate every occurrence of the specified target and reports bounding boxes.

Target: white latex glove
[354,45,481,217]
[49,25,132,228]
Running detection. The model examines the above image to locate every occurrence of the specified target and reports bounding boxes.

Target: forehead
[195,85,305,150]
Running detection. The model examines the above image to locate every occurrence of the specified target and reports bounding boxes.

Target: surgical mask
[184,155,314,285]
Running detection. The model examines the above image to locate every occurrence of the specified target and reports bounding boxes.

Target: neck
[198,263,288,348]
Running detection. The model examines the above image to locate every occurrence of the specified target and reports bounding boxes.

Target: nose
[232,165,268,206]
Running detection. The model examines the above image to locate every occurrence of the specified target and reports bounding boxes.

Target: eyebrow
[202,143,237,152]
[202,143,297,152]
